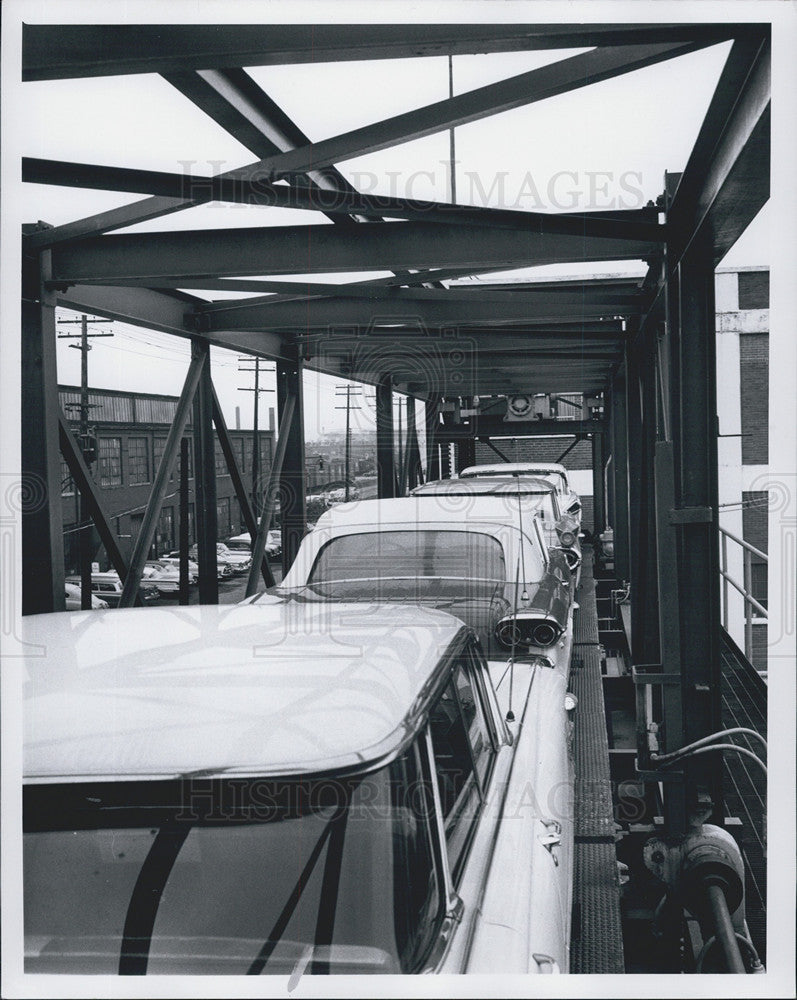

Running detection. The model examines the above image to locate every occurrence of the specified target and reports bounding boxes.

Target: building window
[128,437,149,485]
[260,436,272,475]
[217,497,231,538]
[158,506,175,554]
[738,271,769,310]
[98,437,122,488]
[739,334,769,465]
[232,436,245,472]
[153,436,171,480]
[742,491,768,611]
[215,439,230,479]
[60,459,75,497]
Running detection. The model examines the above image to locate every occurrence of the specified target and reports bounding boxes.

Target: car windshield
[24,746,442,976]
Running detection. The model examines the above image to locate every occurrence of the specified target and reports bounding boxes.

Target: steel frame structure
[20,20,769,873]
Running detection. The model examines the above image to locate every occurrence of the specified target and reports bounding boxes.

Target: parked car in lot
[460,462,583,522]
[141,561,185,596]
[410,477,582,579]
[22,599,573,975]
[63,582,108,611]
[272,495,574,665]
[226,530,282,558]
[65,572,159,607]
[158,554,200,584]
[186,544,238,579]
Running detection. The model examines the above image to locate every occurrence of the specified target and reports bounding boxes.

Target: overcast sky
[10,6,771,437]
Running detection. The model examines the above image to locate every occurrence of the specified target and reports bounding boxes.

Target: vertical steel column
[425,399,441,482]
[192,341,218,604]
[276,350,306,572]
[178,437,190,605]
[591,430,606,537]
[376,374,395,499]
[628,340,660,667]
[611,370,631,580]
[671,243,724,822]
[458,435,476,472]
[21,248,65,614]
[404,396,422,489]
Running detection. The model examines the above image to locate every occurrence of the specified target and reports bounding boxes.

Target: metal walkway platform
[721,631,767,962]
[569,547,625,973]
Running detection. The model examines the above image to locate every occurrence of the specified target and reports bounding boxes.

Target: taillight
[531,621,559,647]
[496,619,522,647]
[495,615,563,649]
[559,530,576,548]
[563,548,581,571]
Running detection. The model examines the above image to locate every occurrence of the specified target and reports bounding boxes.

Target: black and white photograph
[1,1,795,996]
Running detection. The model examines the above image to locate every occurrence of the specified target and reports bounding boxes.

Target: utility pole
[238,357,275,518]
[58,314,113,609]
[335,385,362,501]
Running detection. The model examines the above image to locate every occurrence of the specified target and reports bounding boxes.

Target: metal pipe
[706,883,746,974]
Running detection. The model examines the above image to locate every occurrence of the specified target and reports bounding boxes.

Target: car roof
[313,495,549,531]
[460,462,569,478]
[411,476,556,497]
[22,601,466,783]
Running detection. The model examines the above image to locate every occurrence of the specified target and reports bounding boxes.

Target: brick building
[60,385,273,572]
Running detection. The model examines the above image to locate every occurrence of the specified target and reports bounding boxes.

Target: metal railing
[719,526,768,665]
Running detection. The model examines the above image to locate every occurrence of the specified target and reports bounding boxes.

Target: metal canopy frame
[20,18,770,859]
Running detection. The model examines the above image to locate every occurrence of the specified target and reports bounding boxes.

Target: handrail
[718,525,767,562]
[718,526,767,667]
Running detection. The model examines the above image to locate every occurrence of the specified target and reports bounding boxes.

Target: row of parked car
[63,533,285,607]
[24,462,584,977]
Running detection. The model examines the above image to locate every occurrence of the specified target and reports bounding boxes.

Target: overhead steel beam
[196,282,640,311]
[231,42,708,181]
[24,157,665,244]
[198,294,638,333]
[51,282,290,359]
[118,348,206,607]
[667,31,770,266]
[23,23,739,80]
[162,69,368,226]
[435,417,607,439]
[24,38,693,247]
[50,223,655,282]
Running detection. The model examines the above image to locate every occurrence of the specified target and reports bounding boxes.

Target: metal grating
[569,547,625,972]
[573,551,600,646]
[570,841,626,974]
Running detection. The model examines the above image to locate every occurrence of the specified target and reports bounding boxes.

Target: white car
[411,477,582,580]
[275,495,575,665]
[159,555,200,583]
[64,582,108,610]
[141,562,185,595]
[460,462,583,522]
[226,530,281,558]
[22,599,574,975]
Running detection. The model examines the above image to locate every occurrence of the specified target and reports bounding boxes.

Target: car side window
[428,652,496,881]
